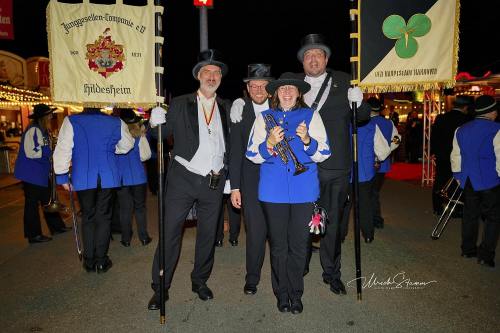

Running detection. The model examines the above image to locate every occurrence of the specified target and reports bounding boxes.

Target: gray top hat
[192,49,228,79]
[243,64,274,82]
[265,72,311,96]
[297,34,331,62]
[28,104,57,119]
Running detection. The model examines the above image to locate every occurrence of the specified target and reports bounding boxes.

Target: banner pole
[153,0,166,324]
[349,0,363,301]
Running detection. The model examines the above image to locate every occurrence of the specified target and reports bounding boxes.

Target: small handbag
[308,202,328,235]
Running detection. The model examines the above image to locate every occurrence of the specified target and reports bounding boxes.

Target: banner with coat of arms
[356,0,460,92]
[47,0,156,106]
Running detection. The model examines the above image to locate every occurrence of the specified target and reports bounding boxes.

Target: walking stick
[349,0,363,301]
[68,176,82,261]
[153,0,166,324]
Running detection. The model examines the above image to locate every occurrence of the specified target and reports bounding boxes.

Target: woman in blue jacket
[14,104,69,243]
[117,109,152,247]
[246,72,330,314]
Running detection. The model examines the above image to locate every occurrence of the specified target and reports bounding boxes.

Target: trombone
[431,177,463,240]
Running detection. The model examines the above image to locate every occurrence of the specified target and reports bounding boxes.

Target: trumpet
[431,177,463,240]
[263,113,308,176]
[43,133,66,213]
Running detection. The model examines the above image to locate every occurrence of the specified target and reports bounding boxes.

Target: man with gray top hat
[431,95,472,215]
[147,49,231,309]
[451,95,500,268]
[229,63,274,295]
[298,33,370,294]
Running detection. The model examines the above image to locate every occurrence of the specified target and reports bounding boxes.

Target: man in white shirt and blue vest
[451,95,500,268]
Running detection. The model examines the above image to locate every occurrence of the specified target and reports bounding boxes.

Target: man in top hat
[451,95,500,268]
[431,96,472,216]
[14,104,71,243]
[147,49,232,309]
[54,107,134,273]
[298,33,370,294]
[229,63,274,295]
[367,97,401,229]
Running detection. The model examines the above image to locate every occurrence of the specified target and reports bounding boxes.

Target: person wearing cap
[367,97,401,229]
[247,72,330,314]
[147,49,231,310]
[54,107,134,273]
[451,95,500,268]
[297,33,370,295]
[430,96,472,216]
[115,108,152,248]
[339,99,392,243]
[14,104,70,244]
[228,63,274,295]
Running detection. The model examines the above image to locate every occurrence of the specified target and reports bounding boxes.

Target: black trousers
[77,186,115,265]
[241,179,267,286]
[151,161,225,291]
[22,182,65,238]
[261,202,312,301]
[341,179,375,240]
[117,183,149,242]
[216,194,241,242]
[461,180,500,262]
[371,172,386,225]
[432,159,452,214]
[318,169,350,282]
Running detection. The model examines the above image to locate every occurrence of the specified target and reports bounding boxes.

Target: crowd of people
[13,33,499,316]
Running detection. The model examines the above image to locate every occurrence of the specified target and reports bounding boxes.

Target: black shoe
[461,252,477,258]
[192,284,213,301]
[215,240,223,247]
[28,235,52,243]
[290,299,303,314]
[478,259,495,268]
[229,239,238,246]
[277,296,290,312]
[243,283,257,295]
[147,291,169,310]
[120,240,131,247]
[51,226,72,235]
[330,279,347,295]
[364,237,374,243]
[83,261,96,273]
[311,245,320,253]
[141,236,152,246]
[96,258,113,273]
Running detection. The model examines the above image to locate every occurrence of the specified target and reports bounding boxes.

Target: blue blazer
[117,138,147,186]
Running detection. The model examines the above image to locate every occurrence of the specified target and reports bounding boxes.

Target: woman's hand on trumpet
[266,126,284,148]
[296,121,311,145]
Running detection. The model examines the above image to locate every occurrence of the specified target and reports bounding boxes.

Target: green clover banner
[356,0,460,92]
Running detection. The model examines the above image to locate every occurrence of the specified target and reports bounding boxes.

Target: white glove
[347,87,363,108]
[149,106,167,127]
[230,98,245,123]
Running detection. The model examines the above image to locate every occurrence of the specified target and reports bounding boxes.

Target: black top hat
[119,108,142,124]
[192,49,228,79]
[265,72,311,96]
[474,95,497,115]
[297,34,331,62]
[367,97,382,111]
[243,64,274,83]
[28,104,57,119]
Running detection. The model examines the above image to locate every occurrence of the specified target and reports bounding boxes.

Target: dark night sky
[2,0,498,100]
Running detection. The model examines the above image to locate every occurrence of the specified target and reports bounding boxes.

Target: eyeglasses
[278,86,298,92]
[248,84,267,91]
[200,69,222,76]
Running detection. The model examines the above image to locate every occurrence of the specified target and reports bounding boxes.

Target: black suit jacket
[430,109,468,162]
[229,97,262,191]
[153,92,232,170]
[301,70,370,170]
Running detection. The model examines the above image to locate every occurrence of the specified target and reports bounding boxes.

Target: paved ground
[0,179,498,333]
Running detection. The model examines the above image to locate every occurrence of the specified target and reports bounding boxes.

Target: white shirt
[304,72,331,111]
[252,100,269,118]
